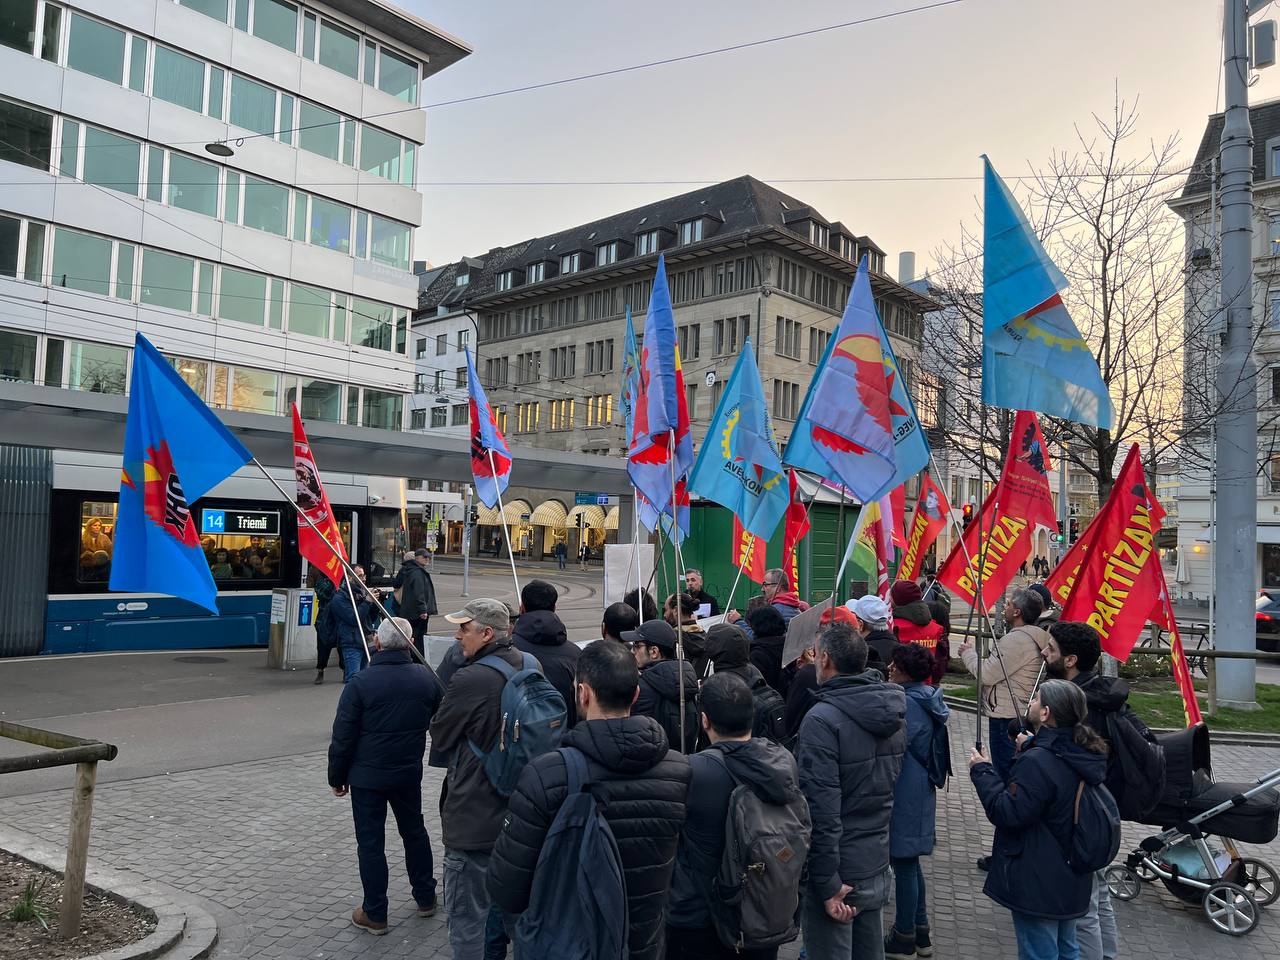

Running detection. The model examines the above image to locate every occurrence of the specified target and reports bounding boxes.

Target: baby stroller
[1105,723,1280,936]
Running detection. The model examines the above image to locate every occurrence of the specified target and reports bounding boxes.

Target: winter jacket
[668,737,804,929]
[428,638,527,851]
[398,562,438,620]
[513,609,581,727]
[864,628,901,671]
[961,623,1050,719]
[426,641,467,769]
[970,724,1109,920]
[688,587,721,617]
[784,663,820,741]
[889,682,950,858]
[329,581,375,649]
[796,673,907,899]
[893,601,947,685]
[327,649,444,790]
[487,716,692,960]
[634,658,700,753]
[674,622,707,678]
[749,629,788,695]
[313,575,336,646]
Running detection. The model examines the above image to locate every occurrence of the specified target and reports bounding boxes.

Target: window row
[3,5,417,186]
[0,99,413,269]
[0,327,404,428]
[0,214,410,353]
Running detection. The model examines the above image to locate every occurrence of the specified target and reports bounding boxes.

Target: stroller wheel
[1135,860,1160,883]
[1238,857,1280,907]
[1203,882,1260,936]
[1105,866,1142,901]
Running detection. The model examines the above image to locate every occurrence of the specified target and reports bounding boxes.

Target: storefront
[530,499,568,558]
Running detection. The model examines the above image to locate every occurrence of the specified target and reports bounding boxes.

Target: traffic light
[469,507,479,525]
[962,503,974,528]
[1069,517,1080,543]
[1052,520,1064,544]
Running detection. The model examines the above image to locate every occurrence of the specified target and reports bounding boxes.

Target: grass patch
[941,677,1280,733]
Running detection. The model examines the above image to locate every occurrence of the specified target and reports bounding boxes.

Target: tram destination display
[201,509,281,537]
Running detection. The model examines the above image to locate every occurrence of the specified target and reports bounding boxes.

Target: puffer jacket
[633,658,700,753]
[328,581,375,649]
[796,673,906,899]
[864,628,900,670]
[893,600,947,685]
[487,716,692,960]
[970,724,1109,919]
[669,737,806,929]
[749,629,788,695]
[890,681,950,858]
[961,623,1050,719]
[513,609,581,726]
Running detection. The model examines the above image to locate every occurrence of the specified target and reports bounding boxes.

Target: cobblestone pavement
[3,731,1279,959]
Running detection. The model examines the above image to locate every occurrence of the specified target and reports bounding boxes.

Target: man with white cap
[850,595,899,673]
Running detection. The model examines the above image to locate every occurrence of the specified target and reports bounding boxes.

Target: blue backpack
[514,747,629,960]
[469,652,567,796]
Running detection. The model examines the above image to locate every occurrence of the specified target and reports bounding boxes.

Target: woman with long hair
[969,679,1109,960]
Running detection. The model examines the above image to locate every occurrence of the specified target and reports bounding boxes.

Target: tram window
[78,501,117,583]
[201,532,283,580]
[367,509,401,582]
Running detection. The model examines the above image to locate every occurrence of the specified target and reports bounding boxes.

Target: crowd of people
[325,566,1145,960]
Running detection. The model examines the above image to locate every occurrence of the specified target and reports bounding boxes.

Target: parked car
[1256,591,1280,651]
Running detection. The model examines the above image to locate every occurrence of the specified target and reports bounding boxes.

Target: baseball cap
[850,595,890,625]
[620,619,678,652]
[820,605,857,626]
[444,598,510,632]
[414,547,431,558]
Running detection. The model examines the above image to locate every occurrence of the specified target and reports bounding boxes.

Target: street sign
[575,493,609,506]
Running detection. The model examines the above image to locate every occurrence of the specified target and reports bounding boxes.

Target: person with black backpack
[969,679,1118,960]
[667,673,810,959]
[1042,621,1163,960]
[701,623,789,747]
[624,620,701,753]
[486,640,691,960]
[884,643,951,960]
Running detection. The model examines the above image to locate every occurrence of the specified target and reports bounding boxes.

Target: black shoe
[915,925,934,958]
[977,855,991,872]
[313,669,324,685]
[884,927,916,960]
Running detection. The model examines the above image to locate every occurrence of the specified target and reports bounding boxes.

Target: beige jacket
[961,623,1051,719]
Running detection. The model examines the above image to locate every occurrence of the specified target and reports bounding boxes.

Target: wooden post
[1206,656,1219,718]
[59,761,98,939]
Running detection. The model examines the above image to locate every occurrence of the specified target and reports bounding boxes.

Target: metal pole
[833,486,847,603]
[725,533,754,613]
[1216,0,1259,707]
[462,484,473,598]
[1057,440,1069,565]
[487,449,523,599]
[341,572,374,665]
[667,433,688,753]
[1209,425,1216,652]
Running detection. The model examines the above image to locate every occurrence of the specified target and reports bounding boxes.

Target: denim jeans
[1075,872,1117,960]
[443,848,492,960]
[349,783,436,924]
[891,857,928,935]
[1011,912,1079,960]
[484,903,510,960]
[340,645,364,682]
[802,868,889,959]
[988,717,1018,782]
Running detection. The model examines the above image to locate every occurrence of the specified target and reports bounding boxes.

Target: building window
[484,356,509,388]
[711,378,724,412]
[1272,294,1280,330]
[810,221,830,247]
[430,406,447,428]
[413,372,428,393]
[0,328,37,383]
[549,399,575,431]
[772,379,800,421]
[596,241,618,266]
[410,408,426,429]
[528,261,546,283]
[455,271,469,286]
[450,403,468,426]
[809,327,831,364]
[679,219,703,246]
[775,317,801,359]
[584,394,614,427]
[685,383,697,421]
[714,316,745,356]
[455,366,467,388]
[0,100,52,171]
[517,351,542,384]
[496,270,515,292]
[436,333,448,355]
[560,252,582,274]
[678,324,701,361]
[431,370,444,392]
[585,339,614,375]
[636,230,659,256]
[457,329,469,350]
[515,401,540,433]
[550,345,577,380]
[415,337,426,359]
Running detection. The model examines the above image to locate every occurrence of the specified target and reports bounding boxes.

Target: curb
[941,695,1280,748]
[0,826,218,960]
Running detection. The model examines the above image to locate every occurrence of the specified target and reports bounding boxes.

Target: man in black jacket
[684,568,721,616]
[329,566,376,682]
[851,594,898,672]
[328,617,444,935]
[701,623,787,743]
[602,601,640,643]
[429,598,528,960]
[398,549,438,652]
[513,579,580,726]
[796,622,907,959]
[667,673,806,960]
[623,620,700,753]
[487,640,692,960]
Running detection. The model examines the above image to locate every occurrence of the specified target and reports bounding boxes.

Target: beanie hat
[890,579,923,607]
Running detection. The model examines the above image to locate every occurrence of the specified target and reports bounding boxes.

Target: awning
[530,499,568,527]
[604,506,620,530]
[567,504,606,529]
[476,504,501,525]
[504,499,532,524]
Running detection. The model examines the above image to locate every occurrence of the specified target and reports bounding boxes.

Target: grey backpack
[704,750,812,951]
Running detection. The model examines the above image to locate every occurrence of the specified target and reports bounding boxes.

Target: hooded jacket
[796,673,907,899]
[890,681,950,858]
[397,562,438,620]
[970,723,1109,920]
[668,737,806,929]
[487,716,692,960]
[863,627,901,671]
[633,657,700,753]
[749,629,788,695]
[893,601,947,685]
[513,609,580,727]
[961,623,1050,719]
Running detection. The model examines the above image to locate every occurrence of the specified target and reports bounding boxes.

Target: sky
[403,0,1267,277]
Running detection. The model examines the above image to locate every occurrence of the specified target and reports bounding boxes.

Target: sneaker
[884,927,917,960]
[416,897,438,917]
[351,907,388,935]
[313,669,324,685]
[915,925,934,959]
[976,855,991,872]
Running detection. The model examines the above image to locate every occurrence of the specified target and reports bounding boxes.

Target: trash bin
[267,587,318,669]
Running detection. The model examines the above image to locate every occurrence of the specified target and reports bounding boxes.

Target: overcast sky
[404,0,1259,276]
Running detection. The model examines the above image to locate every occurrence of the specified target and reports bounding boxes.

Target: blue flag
[689,339,788,539]
[982,157,1113,428]
[618,306,641,443]
[110,334,252,612]
[465,347,512,509]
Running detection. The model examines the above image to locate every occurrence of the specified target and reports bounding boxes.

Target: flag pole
[249,457,436,677]
[725,533,754,614]
[667,431,688,753]
[633,491,645,623]
[487,449,522,600]
[340,571,374,666]
[832,485,848,604]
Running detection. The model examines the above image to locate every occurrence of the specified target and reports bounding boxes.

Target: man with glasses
[726,568,809,638]
[623,620,700,753]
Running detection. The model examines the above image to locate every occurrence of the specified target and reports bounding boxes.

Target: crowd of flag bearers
[109,162,1207,960]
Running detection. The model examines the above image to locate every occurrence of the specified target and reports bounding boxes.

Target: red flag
[732,516,766,584]
[888,484,908,550]
[1152,563,1204,726]
[292,405,347,587]
[999,411,1058,529]
[782,471,810,592]
[899,472,950,581]
[936,487,1034,606]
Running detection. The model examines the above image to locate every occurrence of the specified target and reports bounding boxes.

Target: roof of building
[419,175,926,312]
[1182,98,1280,198]
[329,0,471,77]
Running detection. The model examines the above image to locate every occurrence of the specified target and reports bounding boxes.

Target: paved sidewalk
[3,733,1279,959]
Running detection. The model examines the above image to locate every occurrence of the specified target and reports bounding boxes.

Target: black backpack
[1104,710,1166,820]
[749,677,790,748]
[1064,777,1123,873]
[907,711,952,789]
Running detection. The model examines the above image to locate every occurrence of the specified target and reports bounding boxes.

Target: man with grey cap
[429,598,533,959]
[398,548,438,652]
[851,594,900,673]
[624,619,700,753]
